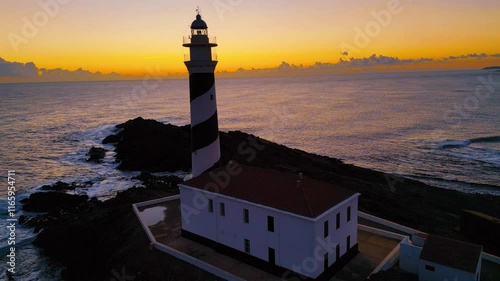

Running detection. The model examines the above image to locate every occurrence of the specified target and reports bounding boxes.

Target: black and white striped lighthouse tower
[183,11,220,178]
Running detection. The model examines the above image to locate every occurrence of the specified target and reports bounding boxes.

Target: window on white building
[244,208,249,223]
[324,220,329,238]
[347,235,351,250]
[425,265,435,272]
[336,243,340,261]
[220,202,225,216]
[244,239,250,253]
[208,199,213,213]
[336,213,340,229]
[347,206,351,222]
[268,247,275,265]
[267,216,274,232]
[324,253,329,270]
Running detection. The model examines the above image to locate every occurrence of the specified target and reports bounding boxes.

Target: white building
[180,163,360,279]
[180,12,360,280]
[400,234,483,281]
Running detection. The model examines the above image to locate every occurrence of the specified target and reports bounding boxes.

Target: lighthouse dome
[191,14,208,29]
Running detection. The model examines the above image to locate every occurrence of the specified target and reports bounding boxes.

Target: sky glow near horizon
[0,0,499,80]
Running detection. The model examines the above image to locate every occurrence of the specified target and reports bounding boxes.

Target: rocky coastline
[20,117,500,280]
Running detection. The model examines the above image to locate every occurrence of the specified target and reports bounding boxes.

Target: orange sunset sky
[0,0,499,82]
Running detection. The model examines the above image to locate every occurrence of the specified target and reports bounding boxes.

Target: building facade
[400,234,482,281]
[180,164,360,279]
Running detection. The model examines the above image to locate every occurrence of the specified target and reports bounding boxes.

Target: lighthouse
[183,11,220,178]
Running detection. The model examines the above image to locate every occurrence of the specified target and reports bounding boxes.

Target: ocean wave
[406,175,500,195]
[470,135,500,143]
[408,173,500,189]
[447,148,500,166]
[435,139,471,149]
[429,136,500,168]
[434,135,500,150]
[0,233,36,256]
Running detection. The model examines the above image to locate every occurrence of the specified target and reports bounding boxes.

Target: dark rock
[86,146,106,162]
[40,181,93,191]
[111,117,191,171]
[21,192,88,212]
[19,215,28,224]
[133,172,182,189]
[41,181,75,191]
[28,181,220,281]
[461,210,500,256]
[102,134,120,144]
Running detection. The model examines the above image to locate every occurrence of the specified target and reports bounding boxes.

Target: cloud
[0,58,38,78]
[216,52,499,78]
[38,67,123,81]
[2,51,498,82]
[262,54,435,71]
[445,53,488,60]
[338,54,434,67]
[277,61,304,71]
[0,57,133,82]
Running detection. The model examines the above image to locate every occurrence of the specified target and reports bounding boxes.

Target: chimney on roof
[296,173,303,188]
[411,232,428,247]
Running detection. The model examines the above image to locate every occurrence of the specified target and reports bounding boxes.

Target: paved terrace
[134,196,401,281]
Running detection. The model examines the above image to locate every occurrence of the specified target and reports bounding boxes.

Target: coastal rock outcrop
[86,146,106,162]
[21,192,89,212]
[40,181,93,191]
[40,181,75,191]
[24,177,220,281]
[133,172,182,190]
[20,117,500,280]
[102,133,121,144]
[113,117,191,171]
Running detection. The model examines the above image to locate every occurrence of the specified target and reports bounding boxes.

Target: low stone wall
[132,195,245,281]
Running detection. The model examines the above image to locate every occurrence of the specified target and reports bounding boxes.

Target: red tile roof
[419,235,482,273]
[183,164,358,218]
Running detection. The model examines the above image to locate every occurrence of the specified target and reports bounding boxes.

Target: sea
[1,69,499,280]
